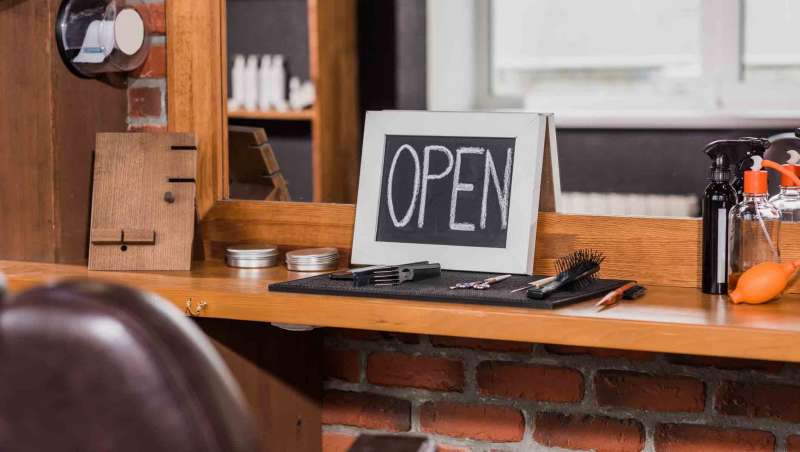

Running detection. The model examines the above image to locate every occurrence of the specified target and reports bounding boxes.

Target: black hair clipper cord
[527,249,605,299]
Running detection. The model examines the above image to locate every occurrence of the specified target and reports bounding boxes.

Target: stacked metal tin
[285,247,339,271]
[225,244,279,268]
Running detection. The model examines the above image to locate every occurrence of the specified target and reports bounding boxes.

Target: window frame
[428,0,800,129]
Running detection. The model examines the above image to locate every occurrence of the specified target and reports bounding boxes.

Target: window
[427,0,800,127]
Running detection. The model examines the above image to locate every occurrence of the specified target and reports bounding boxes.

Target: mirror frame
[166,0,360,258]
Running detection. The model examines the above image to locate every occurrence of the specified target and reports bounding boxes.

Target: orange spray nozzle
[762,159,800,187]
[743,157,800,194]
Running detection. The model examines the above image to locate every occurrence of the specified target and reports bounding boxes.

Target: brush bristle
[555,249,605,274]
[555,249,605,289]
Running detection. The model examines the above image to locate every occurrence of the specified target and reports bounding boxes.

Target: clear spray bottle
[728,156,800,292]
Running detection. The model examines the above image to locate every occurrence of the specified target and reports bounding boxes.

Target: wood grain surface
[167,0,226,217]
[0,0,125,263]
[89,133,197,270]
[311,0,360,203]
[201,201,800,292]
[4,259,800,363]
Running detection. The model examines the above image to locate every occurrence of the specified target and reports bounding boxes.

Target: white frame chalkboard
[352,111,559,274]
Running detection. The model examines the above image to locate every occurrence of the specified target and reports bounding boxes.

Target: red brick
[534,413,643,452]
[322,432,357,452]
[367,352,463,391]
[666,354,784,373]
[654,424,774,452]
[322,390,410,432]
[595,370,704,412]
[131,45,166,78]
[127,124,166,132]
[477,361,583,402]
[431,336,531,353]
[545,344,654,361]
[136,3,165,34]
[128,87,162,118]
[323,349,360,383]
[420,401,523,442]
[788,435,800,452]
[715,381,800,422]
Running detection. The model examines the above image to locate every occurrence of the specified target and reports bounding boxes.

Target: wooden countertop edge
[5,267,800,363]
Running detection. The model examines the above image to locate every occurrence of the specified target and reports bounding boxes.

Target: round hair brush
[527,249,605,299]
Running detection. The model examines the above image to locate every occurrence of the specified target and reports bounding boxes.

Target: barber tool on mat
[527,249,605,300]
[509,275,556,293]
[450,274,512,290]
[372,263,442,286]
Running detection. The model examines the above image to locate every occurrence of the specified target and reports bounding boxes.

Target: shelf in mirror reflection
[228,108,315,121]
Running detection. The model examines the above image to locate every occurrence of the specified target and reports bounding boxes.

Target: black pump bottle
[701,140,742,294]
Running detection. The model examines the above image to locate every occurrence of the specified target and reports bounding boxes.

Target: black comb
[527,249,605,299]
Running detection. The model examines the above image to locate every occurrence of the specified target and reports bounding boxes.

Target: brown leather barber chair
[0,279,259,452]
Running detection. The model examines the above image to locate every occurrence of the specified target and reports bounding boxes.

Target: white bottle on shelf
[272,54,288,111]
[258,54,273,111]
[288,76,301,111]
[244,54,259,111]
[301,80,316,108]
[230,54,246,110]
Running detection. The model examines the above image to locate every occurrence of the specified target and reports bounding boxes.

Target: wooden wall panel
[0,0,127,263]
[201,201,800,292]
[0,0,56,261]
[51,11,127,262]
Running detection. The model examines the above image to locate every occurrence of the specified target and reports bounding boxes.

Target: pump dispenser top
[731,137,771,200]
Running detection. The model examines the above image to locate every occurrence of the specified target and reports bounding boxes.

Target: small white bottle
[288,76,301,111]
[272,55,288,111]
[244,55,259,111]
[230,54,246,110]
[301,80,316,108]
[258,55,273,111]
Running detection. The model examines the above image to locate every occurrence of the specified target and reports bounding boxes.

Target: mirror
[222,0,800,217]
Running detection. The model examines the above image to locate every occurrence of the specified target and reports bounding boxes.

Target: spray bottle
[728,156,800,292]
[769,149,800,222]
[731,137,770,202]
[701,140,739,294]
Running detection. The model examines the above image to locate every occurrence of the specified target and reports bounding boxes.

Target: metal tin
[285,247,339,272]
[225,244,279,268]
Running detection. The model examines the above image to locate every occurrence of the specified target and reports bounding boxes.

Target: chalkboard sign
[352,111,560,274]
[376,134,516,248]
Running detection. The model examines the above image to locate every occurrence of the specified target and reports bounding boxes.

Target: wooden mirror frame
[166,0,359,260]
[165,0,800,291]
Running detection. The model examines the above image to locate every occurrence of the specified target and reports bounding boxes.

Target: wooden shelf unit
[4,259,800,363]
[223,0,359,203]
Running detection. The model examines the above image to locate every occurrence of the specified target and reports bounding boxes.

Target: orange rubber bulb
[728,260,800,304]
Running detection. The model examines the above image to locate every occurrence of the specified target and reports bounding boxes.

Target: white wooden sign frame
[351,110,560,274]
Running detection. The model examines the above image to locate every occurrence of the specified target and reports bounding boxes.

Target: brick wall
[128,0,167,132]
[322,330,800,452]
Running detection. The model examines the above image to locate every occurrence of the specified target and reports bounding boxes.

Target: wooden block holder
[89,133,198,271]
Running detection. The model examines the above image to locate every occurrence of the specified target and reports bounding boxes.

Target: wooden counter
[3,260,800,362]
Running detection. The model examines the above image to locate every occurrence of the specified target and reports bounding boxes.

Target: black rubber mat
[269,271,630,310]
